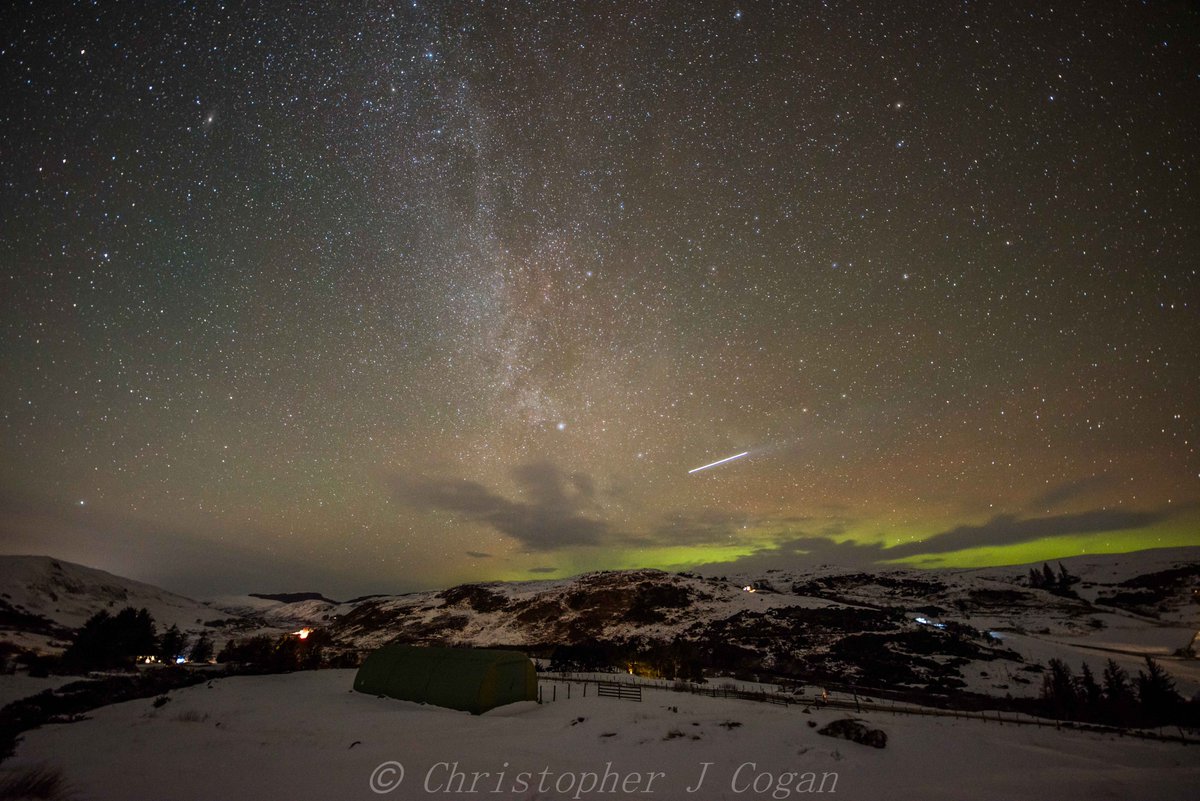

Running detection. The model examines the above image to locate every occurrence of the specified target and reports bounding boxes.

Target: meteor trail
[688,451,750,474]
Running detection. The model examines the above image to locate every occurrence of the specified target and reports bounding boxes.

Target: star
[0,0,1192,594]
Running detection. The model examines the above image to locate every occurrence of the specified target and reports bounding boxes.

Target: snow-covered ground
[954,628,1200,700]
[5,669,1197,801]
[0,674,75,708]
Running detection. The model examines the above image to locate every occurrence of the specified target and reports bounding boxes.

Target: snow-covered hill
[329,568,828,650]
[206,593,352,628]
[0,556,225,651]
[2,549,1197,701]
[324,548,1200,699]
[0,557,350,653]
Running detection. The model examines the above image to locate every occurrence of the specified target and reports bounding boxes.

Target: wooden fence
[596,681,642,702]
[535,673,1197,745]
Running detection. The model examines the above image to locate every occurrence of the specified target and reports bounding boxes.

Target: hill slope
[0,556,225,651]
[2,549,1197,700]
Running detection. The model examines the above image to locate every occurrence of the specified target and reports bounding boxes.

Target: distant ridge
[344,593,394,605]
[3,548,1198,705]
[248,592,339,605]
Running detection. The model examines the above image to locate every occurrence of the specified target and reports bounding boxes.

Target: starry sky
[1,1,1197,598]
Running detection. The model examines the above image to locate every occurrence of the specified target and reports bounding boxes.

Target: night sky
[2,1,1197,597]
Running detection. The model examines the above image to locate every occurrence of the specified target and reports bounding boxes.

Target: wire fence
[535,673,1198,745]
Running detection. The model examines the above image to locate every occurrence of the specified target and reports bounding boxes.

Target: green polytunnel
[353,644,538,714]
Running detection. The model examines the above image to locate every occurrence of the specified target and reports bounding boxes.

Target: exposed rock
[817,718,887,749]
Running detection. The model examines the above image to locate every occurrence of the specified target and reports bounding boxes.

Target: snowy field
[0,674,75,708]
[6,669,1197,801]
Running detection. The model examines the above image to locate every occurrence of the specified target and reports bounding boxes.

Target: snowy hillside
[0,558,348,653]
[6,669,1197,801]
[0,556,225,651]
[325,550,1200,700]
[2,549,1197,703]
[207,593,353,628]
[330,569,832,650]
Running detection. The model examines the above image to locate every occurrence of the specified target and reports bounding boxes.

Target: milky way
[1,2,1196,595]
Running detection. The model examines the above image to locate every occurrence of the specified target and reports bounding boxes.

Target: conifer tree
[189,632,214,663]
[158,624,186,663]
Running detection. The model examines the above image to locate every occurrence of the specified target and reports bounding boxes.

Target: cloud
[645,509,753,546]
[693,507,1176,574]
[635,509,821,548]
[883,509,1170,559]
[1029,476,1116,510]
[390,462,609,551]
[0,489,365,597]
[465,551,492,559]
[528,566,558,574]
[697,533,887,576]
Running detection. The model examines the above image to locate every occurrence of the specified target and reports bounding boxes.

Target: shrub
[0,764,73,800]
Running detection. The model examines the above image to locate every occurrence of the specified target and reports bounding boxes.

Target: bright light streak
[688,451,750,474]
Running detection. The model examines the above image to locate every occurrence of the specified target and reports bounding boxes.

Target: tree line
[1040,655,1196,727]
[57,607,212,672]
[1027,562,1079,595]
[50,606,359,674]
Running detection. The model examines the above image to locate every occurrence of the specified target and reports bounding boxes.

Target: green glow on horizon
[475,515,1199,584]
[886,525,1200,570]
